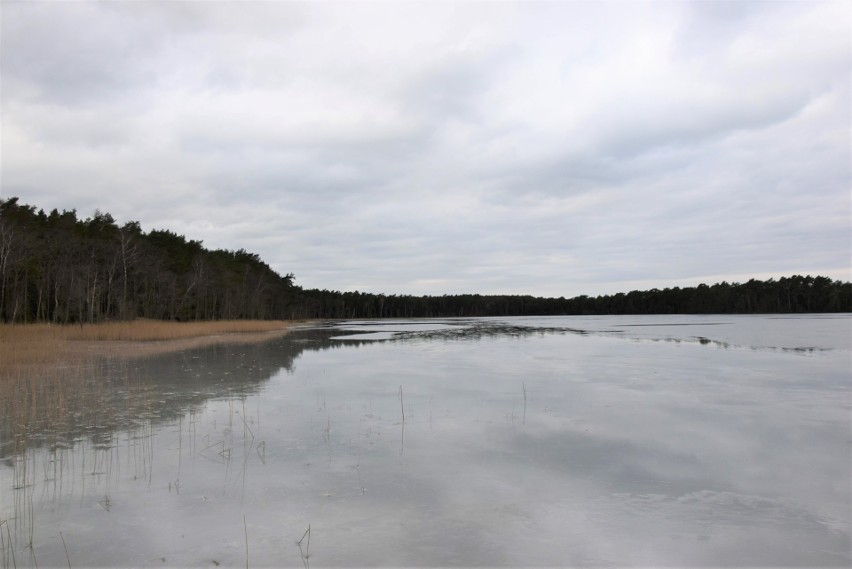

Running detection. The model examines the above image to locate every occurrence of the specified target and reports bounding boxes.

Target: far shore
[0,319,315,380]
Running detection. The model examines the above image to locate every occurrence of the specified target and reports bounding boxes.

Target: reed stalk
[243,516,249,569]
[59,531,71,569]
[297,524,311,569]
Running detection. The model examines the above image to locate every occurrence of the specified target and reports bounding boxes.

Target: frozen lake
[1,314,850,567]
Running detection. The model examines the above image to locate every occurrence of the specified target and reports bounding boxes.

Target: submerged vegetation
[2,196,849,323]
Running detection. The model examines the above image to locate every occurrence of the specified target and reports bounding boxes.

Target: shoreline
[77,324,313,360]
[0,319,317,380]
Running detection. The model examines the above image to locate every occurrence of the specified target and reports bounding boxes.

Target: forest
[0,197,298,322]
[295,275,851,319]
[2,197,850,323]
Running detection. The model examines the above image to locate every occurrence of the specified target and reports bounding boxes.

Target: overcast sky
[2,1,849,297]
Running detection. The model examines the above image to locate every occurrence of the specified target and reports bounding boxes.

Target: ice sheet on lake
[1,314,849,567]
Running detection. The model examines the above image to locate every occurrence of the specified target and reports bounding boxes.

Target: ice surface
[1,315,849,567]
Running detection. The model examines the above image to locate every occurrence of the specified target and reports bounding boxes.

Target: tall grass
[65,319,295,342]
[0,320,297,378]
[0,323,67,377]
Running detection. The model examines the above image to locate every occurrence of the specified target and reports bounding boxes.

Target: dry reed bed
[0,320,303,457]
[66,319,296,342]
[0,320,298,377]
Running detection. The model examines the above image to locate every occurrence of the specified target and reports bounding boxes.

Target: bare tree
[0,211,13,320]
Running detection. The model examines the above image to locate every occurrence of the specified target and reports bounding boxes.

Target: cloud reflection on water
[0,315,849,567]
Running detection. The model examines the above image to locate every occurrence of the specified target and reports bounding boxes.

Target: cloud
[2,1,849,296]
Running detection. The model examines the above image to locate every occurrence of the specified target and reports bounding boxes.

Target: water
[1,315,850,567]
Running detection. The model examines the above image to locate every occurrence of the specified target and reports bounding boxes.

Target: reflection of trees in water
[7,321,814,463]
[0,327,355,560]
[0,328,346,462]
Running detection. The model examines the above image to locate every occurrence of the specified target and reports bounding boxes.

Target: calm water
[1,315,850,567]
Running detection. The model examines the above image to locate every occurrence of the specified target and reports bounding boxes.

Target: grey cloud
[593,90,813,161]
[129,1,309,38]
[397,42,521,124]
[1,1,848,297]
[2,3,159,106]
[673,0,766,58]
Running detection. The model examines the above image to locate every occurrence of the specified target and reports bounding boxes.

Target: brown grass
[0,319,305,379]
[0,319,310,461]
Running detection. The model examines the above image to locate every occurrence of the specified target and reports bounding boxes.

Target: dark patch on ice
[617,322,731,327]
[394,323,591,342]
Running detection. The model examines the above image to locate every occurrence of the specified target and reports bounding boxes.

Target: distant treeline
[1,197,849,323]
[296,274,851,319]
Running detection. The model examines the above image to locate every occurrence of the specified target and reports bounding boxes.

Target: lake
[1,314,850,567]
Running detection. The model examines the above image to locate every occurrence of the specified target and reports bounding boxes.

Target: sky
[1,1,850,297]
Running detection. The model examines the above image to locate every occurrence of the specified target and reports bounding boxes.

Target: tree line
[0,197,298,323]
[2,196,849,323]
[293,274,850,319]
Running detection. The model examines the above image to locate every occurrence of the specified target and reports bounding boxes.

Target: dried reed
[297,524,311,569]
[0,320,300,380]
[244,515,249,569]
[60,531,71,569]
